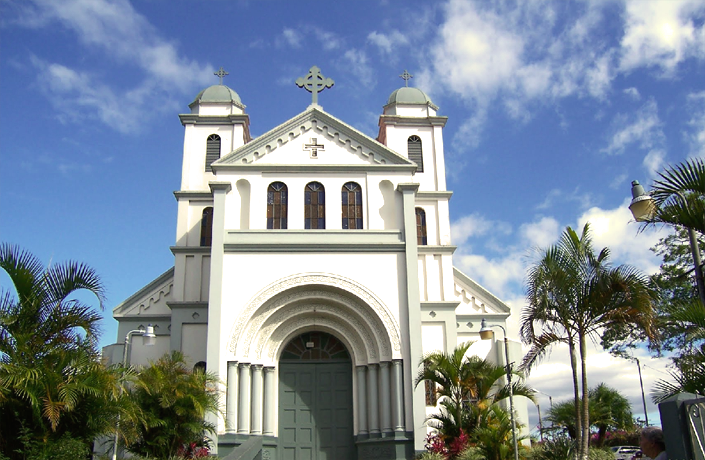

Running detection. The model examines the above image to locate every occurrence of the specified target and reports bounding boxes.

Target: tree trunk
[568,337,582,456]
[579,332,590,460]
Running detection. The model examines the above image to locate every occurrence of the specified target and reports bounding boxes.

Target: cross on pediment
[303,137,325,158]
[296,66,334,105]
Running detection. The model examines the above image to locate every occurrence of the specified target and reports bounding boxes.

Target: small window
[408,135,423,172]
[200,207,213,246]
[267,182,288,229]
[341,182,362,229]
[416,208,427,245]
[193,361,207,373]
[205,134,221,172]
[305,182,325,229]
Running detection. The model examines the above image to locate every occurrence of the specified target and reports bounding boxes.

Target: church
[103,66,529,460]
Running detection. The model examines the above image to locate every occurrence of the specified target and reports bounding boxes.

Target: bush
[26,434,89,460]
[587,448,614,460]
[416,453,446,460]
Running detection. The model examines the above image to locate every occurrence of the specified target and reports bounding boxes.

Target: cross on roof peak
[214,67,229,85]
[399,70,413,87]
[296,66,334,106]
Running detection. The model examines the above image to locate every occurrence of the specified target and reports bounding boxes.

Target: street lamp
[630,180,705,306]
[531,387,553,441]
[112,325,156,460]
[480,318,519,460]
[633,357,649,426]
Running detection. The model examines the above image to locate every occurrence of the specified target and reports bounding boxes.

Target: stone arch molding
[227,273,402,365]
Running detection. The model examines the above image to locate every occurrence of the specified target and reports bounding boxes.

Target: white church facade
[103,67,529,460]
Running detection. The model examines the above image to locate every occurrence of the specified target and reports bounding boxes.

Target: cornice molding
[170,246,212,254]
[179,114,250,126]
[418,245,456,255]
[417,191,453,200]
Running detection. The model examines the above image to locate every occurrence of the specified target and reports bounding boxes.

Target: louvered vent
[205,134,221,172]
[408,135,423,172]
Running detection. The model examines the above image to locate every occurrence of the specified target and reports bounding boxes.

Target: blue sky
[2,0,704,432]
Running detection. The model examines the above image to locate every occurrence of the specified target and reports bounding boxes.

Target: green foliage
[526,437,577,460]
[471,406,528,460]
[416,453,447,460]
[0,243,118,459]
[544,383,634,446]
[521,224,657,459]
[415,342,534,444]
[24,433,89,460]
[648,158,705,237]
[124,351,221,459]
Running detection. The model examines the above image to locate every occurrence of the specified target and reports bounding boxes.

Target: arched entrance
[278,331,354,460]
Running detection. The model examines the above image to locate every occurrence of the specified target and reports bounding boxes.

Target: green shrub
[587,448,614,460]
[26,434,89,460]
[415,452,446,460]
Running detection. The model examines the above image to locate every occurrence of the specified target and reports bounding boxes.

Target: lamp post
[480,318,519,460]
[112,325,156,460]
[531,387,553,440]
[634,357,649,426]
[630,180,705,306]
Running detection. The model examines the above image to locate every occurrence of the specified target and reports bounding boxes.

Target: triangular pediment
[213,106,416,170]
[452,267,511,316]
[113,267,174,318]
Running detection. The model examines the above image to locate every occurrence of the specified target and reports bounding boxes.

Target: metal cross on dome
[400,70,413,87]
[214,67,229,85]
[296,66,334,105]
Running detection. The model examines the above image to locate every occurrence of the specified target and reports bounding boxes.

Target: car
[610,446,640,459]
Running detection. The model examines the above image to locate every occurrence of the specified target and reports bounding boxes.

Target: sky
[1,0,704,435]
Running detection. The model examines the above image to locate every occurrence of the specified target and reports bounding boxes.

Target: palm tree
[125,351,221,459]
[649,158,705,237]
[544,384,633,447]
[520,224,657,460]
[0,243,112,457]
[414,342,534,443]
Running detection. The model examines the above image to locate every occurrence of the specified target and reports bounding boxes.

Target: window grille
[205,134,221,172]
[416,208,428,245]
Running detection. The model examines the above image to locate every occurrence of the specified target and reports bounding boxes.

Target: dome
[387,86,433,106]
[190,84,243,106]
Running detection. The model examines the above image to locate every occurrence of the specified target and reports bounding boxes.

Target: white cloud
[282,28,302,48]
[454,253,524,298]
[367,30,409,55]
[18,0,214,132]
[576,201,666,275]
[643,149,668,177]
[685,91,705,156]
[602,98,664,155]
[451,213,511,246]
[341,49,376,88]
[314,28,342,50]
[620,0,705,74]
[519,217,561,249]
[624,87,641,100]
[536,188,593,212]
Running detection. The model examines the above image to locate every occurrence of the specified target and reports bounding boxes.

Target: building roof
[386,86,433,106]
[190,84,243,106]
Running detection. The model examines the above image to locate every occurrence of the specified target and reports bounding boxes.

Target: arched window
[305,182,325,229]
[408,135,423,172]
[341,182,363,229]
[193,361,207,373]
[200,207,213,246]
[267,182,288,229]
[205,134,221,172]
[424,365,437,406]
[416,207,427,245]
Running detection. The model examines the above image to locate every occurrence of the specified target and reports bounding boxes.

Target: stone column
[367,363,380,436]
[250,364,263,435]
[379,361,392,434]
[226,361,239,432]
[356,366,368,436]
[263,366,276,436]
[237,363,251,434]
[392,359,405,432]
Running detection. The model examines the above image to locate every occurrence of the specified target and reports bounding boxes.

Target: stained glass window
[267,182,288,229]
[305,182,325,229]
[341,182,363,229]
[200,207,213,246]
[205,134,221,172]
[416,207,428,246]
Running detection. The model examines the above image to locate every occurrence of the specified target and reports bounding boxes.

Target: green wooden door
[279,361,354,460]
